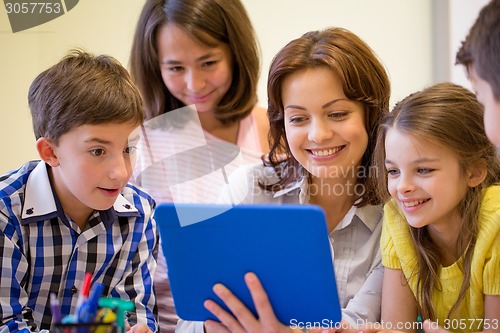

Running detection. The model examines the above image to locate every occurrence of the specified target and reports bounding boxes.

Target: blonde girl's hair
[373,82,500,320]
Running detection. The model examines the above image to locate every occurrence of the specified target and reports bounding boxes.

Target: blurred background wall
[0,0,489,173]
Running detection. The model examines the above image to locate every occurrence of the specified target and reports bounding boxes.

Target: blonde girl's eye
[386,168,400,177]
[417,168,434,175]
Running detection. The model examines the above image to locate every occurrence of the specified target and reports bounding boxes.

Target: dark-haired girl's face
[156,23,233,114]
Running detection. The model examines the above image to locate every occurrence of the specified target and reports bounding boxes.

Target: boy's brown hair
[456,0,500,99]
[28,49,143,144]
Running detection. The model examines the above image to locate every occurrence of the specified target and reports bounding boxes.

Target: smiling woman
[204,27,390,333]
[282,67,368,189]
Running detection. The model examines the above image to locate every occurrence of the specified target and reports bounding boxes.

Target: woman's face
[282,67,368,181]
[156,23,233,113]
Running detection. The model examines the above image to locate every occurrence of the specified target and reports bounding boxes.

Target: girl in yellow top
[373,82,500,333]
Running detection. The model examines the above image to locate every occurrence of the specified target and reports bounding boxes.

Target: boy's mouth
[98,187,120,197]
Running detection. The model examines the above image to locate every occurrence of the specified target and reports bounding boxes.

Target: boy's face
[46,122,140,223]
[469,65,500,146]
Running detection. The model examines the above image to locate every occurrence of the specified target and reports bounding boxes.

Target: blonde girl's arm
[380,267,419,333]
[482,294,500,333]
[422,295,500,333]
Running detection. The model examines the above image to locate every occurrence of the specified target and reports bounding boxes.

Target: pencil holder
[52,322,115,333]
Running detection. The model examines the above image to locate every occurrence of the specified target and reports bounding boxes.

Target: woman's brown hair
[265,27,391,207]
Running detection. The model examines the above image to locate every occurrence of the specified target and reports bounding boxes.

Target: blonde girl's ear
[36,137,60,167]
[466,159,488,188]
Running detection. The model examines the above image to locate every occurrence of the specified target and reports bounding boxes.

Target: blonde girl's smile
[385,128,470,230]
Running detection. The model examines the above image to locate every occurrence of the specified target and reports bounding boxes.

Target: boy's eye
[90,148,105,157]
[124,146,137,154]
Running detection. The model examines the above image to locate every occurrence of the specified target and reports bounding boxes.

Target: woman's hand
[203,272,294,333]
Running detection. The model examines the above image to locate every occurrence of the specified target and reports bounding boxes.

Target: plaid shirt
[0,161,158,332]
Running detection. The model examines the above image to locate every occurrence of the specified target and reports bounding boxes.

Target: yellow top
[381,186,500,332]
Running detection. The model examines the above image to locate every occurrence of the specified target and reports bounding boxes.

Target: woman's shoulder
[220,161,280,204]
[228,161,279,188]
[355,203,384,230]
[250,105,270,154]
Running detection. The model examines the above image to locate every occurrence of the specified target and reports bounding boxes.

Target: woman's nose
[308,119,333,143]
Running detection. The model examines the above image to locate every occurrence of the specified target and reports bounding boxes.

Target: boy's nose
[110,157,131,181]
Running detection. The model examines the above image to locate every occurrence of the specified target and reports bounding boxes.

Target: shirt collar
[272,176,308,203]
[337,202,382,232]
[21,162,139,224]
[271,174,381,231]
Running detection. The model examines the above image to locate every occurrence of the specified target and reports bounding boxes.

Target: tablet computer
[155,203,342,325]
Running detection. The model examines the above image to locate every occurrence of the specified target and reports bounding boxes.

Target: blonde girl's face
[156,23,233,114]
[384,128,471,230]
[282,67,368,181]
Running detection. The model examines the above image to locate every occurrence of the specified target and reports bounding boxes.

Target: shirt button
[71,286,78,295]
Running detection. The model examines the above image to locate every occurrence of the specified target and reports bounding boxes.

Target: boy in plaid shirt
[0,49,158,333]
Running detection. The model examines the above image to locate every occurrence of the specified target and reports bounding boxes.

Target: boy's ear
[467,159,487,187]
[36,137,60,167]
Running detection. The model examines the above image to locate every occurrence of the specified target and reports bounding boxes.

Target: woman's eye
[328,112,349,120]
[288,116,307,124]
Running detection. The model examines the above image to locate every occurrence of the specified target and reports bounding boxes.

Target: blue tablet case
[155,203,342,324]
